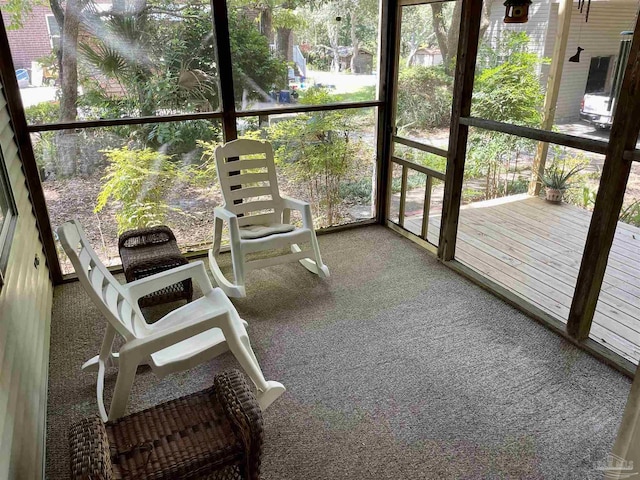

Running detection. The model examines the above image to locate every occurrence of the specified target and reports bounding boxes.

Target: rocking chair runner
[209,139,330,298]
[57,219,285,421]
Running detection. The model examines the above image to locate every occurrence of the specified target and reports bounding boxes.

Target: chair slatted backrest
[215,139,283,227]
[57,220,143,340]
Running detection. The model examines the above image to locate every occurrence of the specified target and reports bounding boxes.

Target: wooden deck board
[402,194,640,364]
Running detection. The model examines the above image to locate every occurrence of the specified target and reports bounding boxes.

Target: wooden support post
[438,0,483,261]
[567,17,640,340]
[376,0,402,224]
[529,0,573,196]
[399,165,408,227]
[211,0,237,142]
[421,176,432,240]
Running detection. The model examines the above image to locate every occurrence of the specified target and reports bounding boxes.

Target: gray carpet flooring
[46,225,631,479]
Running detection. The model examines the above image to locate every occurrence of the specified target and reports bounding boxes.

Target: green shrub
[391,172,425,194]
[340,178,372,203]
[147,120,221,156]
[620,200,640,227]
[95,147,178,233]
[396,66,453,131]
[267,88,370,226]
[31,131,57,175]
[24,101,60,125]
[466,32,545,201]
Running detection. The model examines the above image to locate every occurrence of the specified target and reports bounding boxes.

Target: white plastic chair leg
[222,317,285,410]
[82,325,119,372]
[241,335,260,367]
[108,357,139,421]
[230,245,246,293]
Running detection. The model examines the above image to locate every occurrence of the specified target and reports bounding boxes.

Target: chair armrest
[281,196,309,211]
[281,196,314,229]
[121,310,233,357]
[69,415,114,480]
[214,206,243,241]
[214,206,238,222]
[125,261,213,302]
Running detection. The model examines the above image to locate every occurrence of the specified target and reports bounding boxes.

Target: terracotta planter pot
[545,188,563,203]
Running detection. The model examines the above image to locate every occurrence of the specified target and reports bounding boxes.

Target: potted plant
[538,164,583,203]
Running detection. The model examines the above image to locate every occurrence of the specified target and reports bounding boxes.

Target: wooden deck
[404,194,640,365]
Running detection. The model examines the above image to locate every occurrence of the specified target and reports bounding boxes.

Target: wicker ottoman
[69,370,264,480]
[118,225,193,308]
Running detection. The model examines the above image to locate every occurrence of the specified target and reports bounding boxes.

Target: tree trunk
[349,10,359,73]
[59,0,79,121]
[430,4,450,72]
[445,1,462,70]
[260,7,273,43]
[328,24,340,72]
[49,0,65,81]
[276,27,292,60]
[57,0,81,177]
[406,44,418,67]
[432,1,491,75]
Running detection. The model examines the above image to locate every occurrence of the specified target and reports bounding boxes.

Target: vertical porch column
[376,0,401,224]
[529,0,573,196]
[567,15,640,340]
[606,362,640,479]
[438,0,483,261]
[211,0,237,141]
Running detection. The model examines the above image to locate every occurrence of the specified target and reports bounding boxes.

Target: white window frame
[45,14,60,49]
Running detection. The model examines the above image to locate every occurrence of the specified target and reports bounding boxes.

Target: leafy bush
[267,88,370,226]
[24,101,60,125]
[466,32,545,201]
[340,178,372,203]
[31,132,57,175]
[620,200,640,227]
[472,52,544,126]
[147,120,222,156]
[228,10,287,104]
[390,172,425,194]
[95,147,178,233]
[396,66,453,130]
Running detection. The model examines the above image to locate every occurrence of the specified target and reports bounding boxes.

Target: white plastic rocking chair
[57,219,285,421]
[209,139,330,298]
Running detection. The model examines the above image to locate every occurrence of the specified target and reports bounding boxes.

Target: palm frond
[79,42,129,77]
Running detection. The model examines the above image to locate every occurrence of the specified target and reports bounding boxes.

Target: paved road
[19,86,57,108]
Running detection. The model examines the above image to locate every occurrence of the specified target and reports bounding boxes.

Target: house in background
[412,47,443,67]
[337,46,374,74]
[486,0,639,122]
[1,4,58,73]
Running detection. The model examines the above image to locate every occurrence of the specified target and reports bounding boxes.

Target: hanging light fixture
[503,0,532,23]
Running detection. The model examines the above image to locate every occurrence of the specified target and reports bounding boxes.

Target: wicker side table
[119,225,193,308]
[70,370,264,480]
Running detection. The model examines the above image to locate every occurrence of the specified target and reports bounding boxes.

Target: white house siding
[485,0,553,77]
[546,1,639,121]
[0,84,53,479]
[486,0,638,122]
